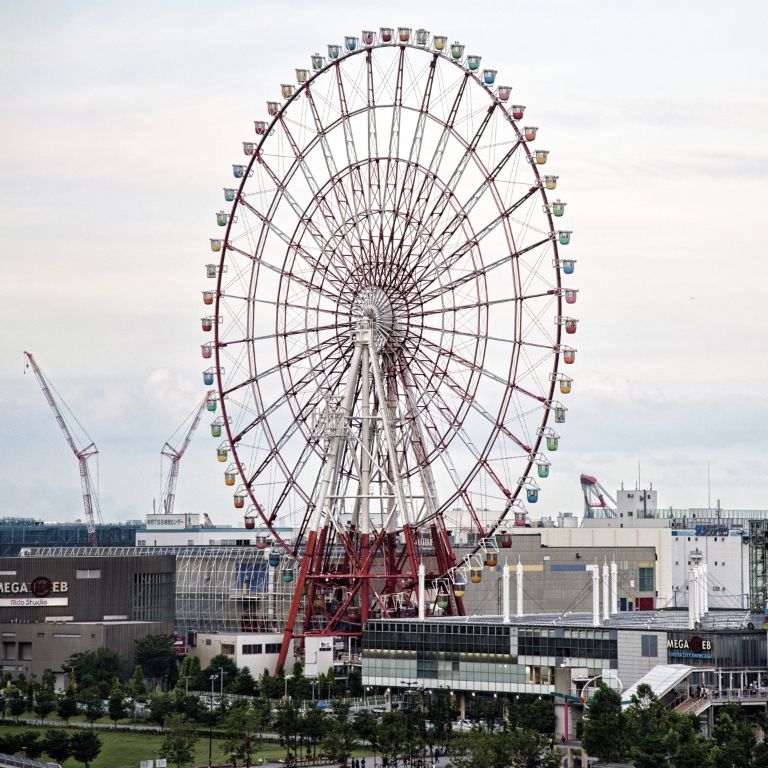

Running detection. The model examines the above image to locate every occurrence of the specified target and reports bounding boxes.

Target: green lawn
[0,724,290,768]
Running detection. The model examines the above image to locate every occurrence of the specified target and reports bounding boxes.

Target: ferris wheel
[202,26,577,669]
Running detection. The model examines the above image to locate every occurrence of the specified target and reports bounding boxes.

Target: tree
[625,683,679,768]
[204,655,238,692]
[303,704,327,760]
[43,729,72,764]
[67,648,125,698]
[0,733,20,755]
[78,688,104,725]
[352,710,379,759]
[274,699,301,763]
[581,684,627,762]
[321,701,356,765]
[130,663,147,701]
[160,713,197,768]
[34,670,57,724]
[711,709,756,768]
[379,711,409,767]
[108,677,126,725]
[230,666,256,696]
[177,655,205,692]
[289,661,311,701]
[347,667,363,697]
[19,731,43,760]
[70,730,102,768]
[148,691,175,727]
[8,686,25,722]
[672,715,715,768]
[447,730,503,768]
[222,703,263,766]
[57,676,79,724]
[426,687,454,749]
[25,679,37,714]
[135,634,177,684]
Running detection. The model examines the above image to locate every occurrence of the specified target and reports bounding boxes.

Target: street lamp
[208,674,216,768]
[579,673,622,704]
[400,680,424,767]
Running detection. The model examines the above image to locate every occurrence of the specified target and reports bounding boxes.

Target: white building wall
[670,530,748,609]
[190,631,294,679]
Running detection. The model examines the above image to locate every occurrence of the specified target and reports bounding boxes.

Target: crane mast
[159,391,211,517]
[23,351,102,544]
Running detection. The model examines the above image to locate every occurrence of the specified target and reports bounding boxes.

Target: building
[0,553,175,686]
[0,517,142,556]
[25,545,297,681]
[361,609,768,739]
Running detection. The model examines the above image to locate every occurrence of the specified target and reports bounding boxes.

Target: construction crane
[158,391,212,517]
[580,473,618,519]
[23,351,102,544]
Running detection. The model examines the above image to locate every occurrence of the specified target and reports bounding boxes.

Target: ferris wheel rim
[211,35,569,549]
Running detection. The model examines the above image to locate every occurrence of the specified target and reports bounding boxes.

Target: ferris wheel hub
[350,286,399,351]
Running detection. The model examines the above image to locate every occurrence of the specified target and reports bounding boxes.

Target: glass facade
[133,572,176,621]
[0,519,142,556]
[363,619,617,694]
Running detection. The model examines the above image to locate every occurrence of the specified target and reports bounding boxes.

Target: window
[221,643,235,655]
[265,643,282,654]
[137,539,146,546]
[205,639,212,646]
[641,635,658,657]
[76,569,101,579]
[132,571,174,621]
[639,567,654,592]
[243,644,262,655]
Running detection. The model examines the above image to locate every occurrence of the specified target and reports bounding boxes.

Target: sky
[1,0,767,526]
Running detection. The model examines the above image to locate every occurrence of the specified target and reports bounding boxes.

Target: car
[451,718,473,732]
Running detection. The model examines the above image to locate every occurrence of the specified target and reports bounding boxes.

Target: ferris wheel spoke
[406,350,514,500]
[274,118,366,278]
[303,84,369,275]
[419,323,513,345]
[255,150,362,284]
[221,335,341,398]
[225,242,344,307]
[236,196,348,290]
[390,105,500,281]
[417,335,513,393]
[230,347,349,444]
[407,144,529,286]
[246,352,348,490]
[381,57,439,279]
[410,338,531,455]
[417,228,546,304]
[415,295,515,318]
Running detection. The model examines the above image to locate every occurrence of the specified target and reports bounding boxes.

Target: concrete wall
[0,620,172,687]
[454,534,658,616]
[616,629,666,689]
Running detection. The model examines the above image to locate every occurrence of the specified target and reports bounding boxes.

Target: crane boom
[159,391,212,516]
[23,351,102,544]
